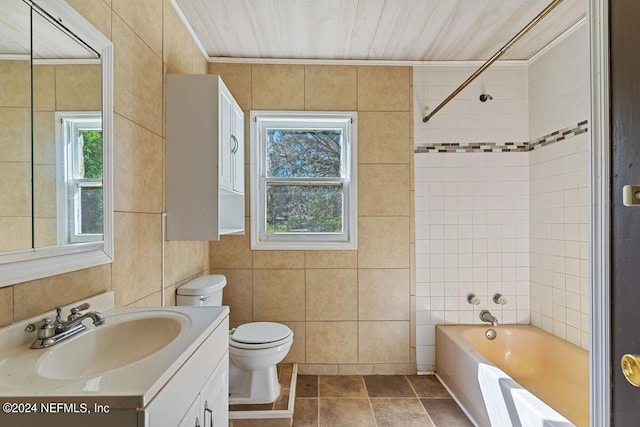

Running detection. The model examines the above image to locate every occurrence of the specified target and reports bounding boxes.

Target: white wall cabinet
[166,74,244,241]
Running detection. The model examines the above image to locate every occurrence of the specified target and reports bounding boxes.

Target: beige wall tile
[253,251,305,269]
[359,164,410,216]
[338,364,375,375]
[126,290,162,307]
[216,269,253,323]
[306,269,357,321]
[191,44,208,75]
[357,66,411,112]
[164,240,209,288]
[112,0,163,57]
[253,270,305,321]
[66,0,112,39]
[358,112,411,164]
[112,212,162,306]
[306,321,357,364]
[305,250,358,269]
[163,0,197,74]
[33,164,55,218]
[210,219,253,269]
[251,64,304,110]
[0,108,30,162]
[358,217,410,268]
[0,163,30,217]
[32,65,55,112]
[0,61,30,107]
[305,65,357,111]
[0,217,31,251]
[54,64,102,111]
[32,111,55,165]
[358,269,410,321]
[0,287,14,327]
[113,14,163,135]
[280,321,305,364]
[208,63,253,111]
[113,114,163,213]
[358,321,410,363]
[13,264,111,321]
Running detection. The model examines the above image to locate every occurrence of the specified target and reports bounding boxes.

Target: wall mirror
[0,0,113,287]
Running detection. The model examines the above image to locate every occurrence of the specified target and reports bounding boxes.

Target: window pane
[79,186,103,234]
[267,129,341,178]
[266,184,343,233]
[80,130,103,179]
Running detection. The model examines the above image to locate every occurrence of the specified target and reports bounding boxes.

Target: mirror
[0,0,113,287]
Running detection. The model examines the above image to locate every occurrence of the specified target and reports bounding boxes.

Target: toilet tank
[176,274,226,306]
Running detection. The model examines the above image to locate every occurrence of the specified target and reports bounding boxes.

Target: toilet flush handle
[199,295,210,303]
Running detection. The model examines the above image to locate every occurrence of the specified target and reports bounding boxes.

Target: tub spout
[480,310,499,327]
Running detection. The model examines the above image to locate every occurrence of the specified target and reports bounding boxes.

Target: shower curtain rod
[422,0,565,123]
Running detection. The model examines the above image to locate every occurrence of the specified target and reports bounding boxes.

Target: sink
[36,316,183,380]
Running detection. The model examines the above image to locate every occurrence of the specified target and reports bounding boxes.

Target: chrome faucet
[479,309,499,327]
[25,303,105,349]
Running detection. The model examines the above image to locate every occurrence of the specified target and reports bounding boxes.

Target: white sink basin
[37,316,183,380]
[0,299,228,403]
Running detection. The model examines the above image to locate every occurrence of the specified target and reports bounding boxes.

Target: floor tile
[296,375,319,397]
[407,375,451,398]
[293,398,318,426]
[363,375,415,397]
[319,375,367,397]
[421,398,473,426]
[370,398,435,427]
[319,398,376,427]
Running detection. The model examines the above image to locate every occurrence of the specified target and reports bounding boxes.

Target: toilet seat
[229,322,293,350]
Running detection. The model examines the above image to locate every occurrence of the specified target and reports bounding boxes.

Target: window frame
[250,111,357,250]
[55,111,103,245]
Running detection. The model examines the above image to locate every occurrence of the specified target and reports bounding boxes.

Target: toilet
[176,274,293,404]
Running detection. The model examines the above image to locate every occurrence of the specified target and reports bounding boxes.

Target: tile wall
[528,24,590,348]
[0,0,210,326]
[413,21,589,372]
[208,64,416,375]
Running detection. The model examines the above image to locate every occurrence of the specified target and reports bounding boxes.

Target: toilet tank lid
[177,274,227,296]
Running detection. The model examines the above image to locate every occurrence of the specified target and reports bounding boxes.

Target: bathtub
[435,324,588,427]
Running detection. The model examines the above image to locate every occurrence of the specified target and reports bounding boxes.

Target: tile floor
[293,374,472,426]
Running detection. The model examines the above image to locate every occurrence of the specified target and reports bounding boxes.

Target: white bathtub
[436,324,588,427]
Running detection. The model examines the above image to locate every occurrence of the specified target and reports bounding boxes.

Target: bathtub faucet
[479,310,499,327]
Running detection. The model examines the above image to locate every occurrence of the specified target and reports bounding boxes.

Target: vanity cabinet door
[201,351,229,427]
[178,395,201,427]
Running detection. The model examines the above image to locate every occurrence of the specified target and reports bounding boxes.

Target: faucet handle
[466,293,480,305]
[492,293,507,305]
[70,302,90,315]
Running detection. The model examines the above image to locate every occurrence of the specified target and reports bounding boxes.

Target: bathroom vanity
[0,293,229,426]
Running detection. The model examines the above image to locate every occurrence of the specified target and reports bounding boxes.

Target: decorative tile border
[414,120,589,154]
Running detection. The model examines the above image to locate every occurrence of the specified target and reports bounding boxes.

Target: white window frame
[55,111,103,245]
[250,111,357,250]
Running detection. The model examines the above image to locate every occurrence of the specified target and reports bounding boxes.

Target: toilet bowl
[176,275,293,404]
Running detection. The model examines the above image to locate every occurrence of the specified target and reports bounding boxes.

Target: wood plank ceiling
[173,0,586,62]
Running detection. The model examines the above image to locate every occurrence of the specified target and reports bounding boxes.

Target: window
[251,111,357,250]
[55,112,103,244]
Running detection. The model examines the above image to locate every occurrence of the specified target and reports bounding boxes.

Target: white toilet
[176,274,293,404]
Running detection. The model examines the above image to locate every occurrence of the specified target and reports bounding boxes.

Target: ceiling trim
[168,0,208,60]
[207,56,529,67]
[528,15,587,64]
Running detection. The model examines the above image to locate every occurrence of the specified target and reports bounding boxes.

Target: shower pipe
[422,0,565,123]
